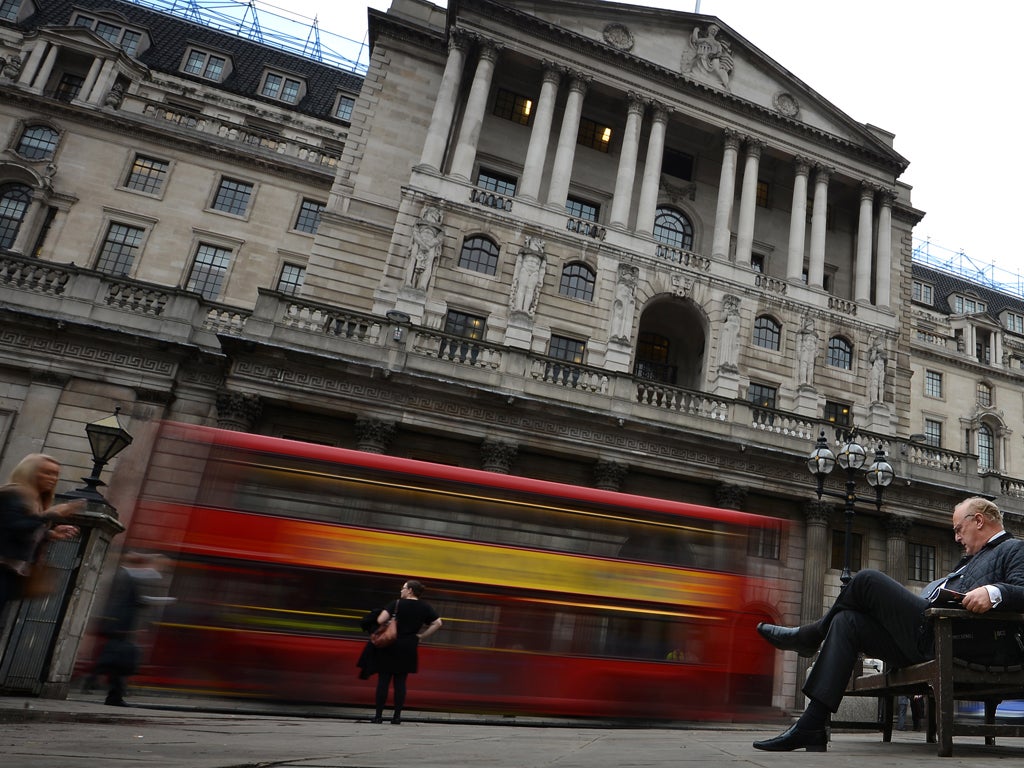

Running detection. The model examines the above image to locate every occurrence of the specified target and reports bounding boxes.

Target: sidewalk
[3,691,1022,767]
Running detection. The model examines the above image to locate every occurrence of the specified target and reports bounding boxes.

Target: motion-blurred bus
[117,422,783,720]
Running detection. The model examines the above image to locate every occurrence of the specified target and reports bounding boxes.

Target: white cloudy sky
[255,0,1022,288]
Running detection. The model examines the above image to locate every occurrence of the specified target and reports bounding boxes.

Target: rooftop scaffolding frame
[912,238,1024,301]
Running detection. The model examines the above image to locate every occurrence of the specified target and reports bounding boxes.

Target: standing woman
[370,579,442,724]
[0,454,82,617]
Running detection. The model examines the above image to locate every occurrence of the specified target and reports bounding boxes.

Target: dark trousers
[804,569,931,711]
[375,670,408,717]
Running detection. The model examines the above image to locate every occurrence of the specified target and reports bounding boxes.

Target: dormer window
[71,12,147,57]
[1004,312,1024,334]
[260,71,304,104]
[334,94,355,122]
[1,0,22,22]
[953,295,986,314]
[912,279,933,305]
[183,48,230,82]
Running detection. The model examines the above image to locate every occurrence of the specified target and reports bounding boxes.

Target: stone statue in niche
[610,265,638,341]
[682,24,733,90]
[869,335,888,403]
[718,294,741,372]
[796,315,819,387]
[405,204,444,291]
[509,236,546,316]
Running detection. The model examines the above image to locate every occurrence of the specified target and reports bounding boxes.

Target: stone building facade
[2,0,1021,710]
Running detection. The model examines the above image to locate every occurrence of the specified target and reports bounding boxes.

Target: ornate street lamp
[806,429,894,584]
[73,407,134,502]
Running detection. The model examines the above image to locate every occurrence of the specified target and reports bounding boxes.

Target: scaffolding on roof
[125,0,370,74]
[912,237,1024,301]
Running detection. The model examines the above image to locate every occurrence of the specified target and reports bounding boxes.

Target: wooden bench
[844,608,1024,756]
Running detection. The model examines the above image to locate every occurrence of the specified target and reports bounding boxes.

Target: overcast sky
[260,0,1022,292]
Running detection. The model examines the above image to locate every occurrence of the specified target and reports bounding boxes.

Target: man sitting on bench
[753,496,1024,752]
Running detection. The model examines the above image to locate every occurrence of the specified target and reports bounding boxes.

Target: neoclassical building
[2,0,1021,711]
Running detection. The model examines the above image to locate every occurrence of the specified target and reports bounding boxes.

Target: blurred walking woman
[0,454,82,616]
[367,579,442,724]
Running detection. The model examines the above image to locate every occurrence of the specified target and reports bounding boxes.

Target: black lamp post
[73,407,134,502]
[807,428,895,584]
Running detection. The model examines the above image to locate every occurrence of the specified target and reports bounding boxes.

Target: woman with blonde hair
[0,453,82,617]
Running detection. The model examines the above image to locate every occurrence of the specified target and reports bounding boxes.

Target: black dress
[370,598,439,675]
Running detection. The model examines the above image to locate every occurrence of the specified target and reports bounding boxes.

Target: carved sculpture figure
[719,295,741,371]
[797,316,819,387]
[610,265,638,341]
[405,205,444,291]
[686,24,733,90]
[869,335,887,403]
[509,236,546,316]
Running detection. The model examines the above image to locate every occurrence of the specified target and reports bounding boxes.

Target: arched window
[652,207,694,251]
[559,262,595,301]
[978,424,994,471]
[826,336,853,369]
[457,235,500,275]
[0,183,32,249]
[752,315,781,350]
[16,125,60,160]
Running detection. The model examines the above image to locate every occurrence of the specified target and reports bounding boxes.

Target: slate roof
[8,0,364,121]
[912,262,1024,321]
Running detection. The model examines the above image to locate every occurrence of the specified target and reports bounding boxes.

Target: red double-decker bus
[118,422,782,720]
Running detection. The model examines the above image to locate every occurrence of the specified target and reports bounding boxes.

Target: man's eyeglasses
[953,513,978,536]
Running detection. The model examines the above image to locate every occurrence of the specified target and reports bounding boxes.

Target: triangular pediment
[461,0,904,167]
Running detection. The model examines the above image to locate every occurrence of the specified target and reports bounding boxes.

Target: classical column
[16,40,46,87]
[797,499,832,705]
[449,41,500,181]
[634,103,669,234]
[87,59,118,106]
[734,139,764,266]
[786,157,811,281]
[855,182,875,304]
[608,94,645,228]
[545,73,588,208]
[807,165,831,288]
[593,460,628,491]
[215,390,263,432]
[883,514,912,577]
[711,130,741,261]
[480,439,518,474]
[518,63,561,202]
[31,42,59,92]
[10,198,45,254]
[418,32,469,173]
[354,417,396,454]
[78,57,104,104]
[875,189,894,309]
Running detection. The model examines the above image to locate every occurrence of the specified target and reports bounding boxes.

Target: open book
[928,587,966,607]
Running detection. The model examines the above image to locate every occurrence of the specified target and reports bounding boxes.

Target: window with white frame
[912,280,933,305]
[182,48,228,81]
[186,243,233,300]
[924,369,943,398]
[95,222,145,275]
[334,94,355,122]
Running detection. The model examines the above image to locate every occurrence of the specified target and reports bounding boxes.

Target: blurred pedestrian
[93,552,170,706]
[0,453,82,618]
[360,579,442,724]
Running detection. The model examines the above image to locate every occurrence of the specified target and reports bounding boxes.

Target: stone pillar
[807,166,831,288]
[0,373,65,478]
[593,460,628,492]
[634,104,669,235]
[608,94,644,228]
[883,514,912,578]
[449,41,500,181]
[31,42,59,92]
[786,157,811,281]
[875,190,893,309]
[518,63,561,202]
[78,56,104,105]
[16,40,46,87]
[855,183,875,304]
[86,59,118,106]
[711,130,741,261]
[715,482,747,511]
[797,499,833,704]
[418,32,469,173]
[734,139,763,266]
[481,439,518,474]
[544,73,588,208]
[214,390,263,432]
[354,417,396,454]
[10,198,45,254]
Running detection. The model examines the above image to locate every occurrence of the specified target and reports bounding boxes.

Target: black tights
[375,670,408,718]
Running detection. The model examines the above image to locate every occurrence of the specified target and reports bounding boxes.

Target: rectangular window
[924,370,943,398]
[184,50,226,81]
[492,88,533,126]
[549,335,586,363]
[293,199,324,234]
[747,524,781,560]
[755,181,770,208]
[1,0,20,21]
[747,382,777,409]
[476,168,517,196]
[276,263,305,295]
[824,400,852,427]
[954,295,986,313]
[334,95,355,122]
[565,197,599,222]
[261,73,283,99]
[830,530,862,573]
[125,155,169,195]
[261,72,302,103]
[444,310,486,340]
[912,280,933,305]
[212,178,253,216]
[95,222,144,275]
[661,148,694,181]
[1006,313,1024,334]
[94,20,121,45]
[750,253,765,273]
[923,418,942,448]
[908,543,936,582]
[186,243,232,300]
[54,73,84,102]
[577,117,612,153]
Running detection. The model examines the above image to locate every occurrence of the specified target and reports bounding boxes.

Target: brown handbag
[370,604,398,647]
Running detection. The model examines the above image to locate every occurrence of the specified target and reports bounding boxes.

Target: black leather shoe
[370,716,383,724]
[390,715,402,725]
[104,698,129,707]
[757,622,820,657]
[753,723,828,752]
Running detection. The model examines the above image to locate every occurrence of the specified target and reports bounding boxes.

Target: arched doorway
[633,296,707,390]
